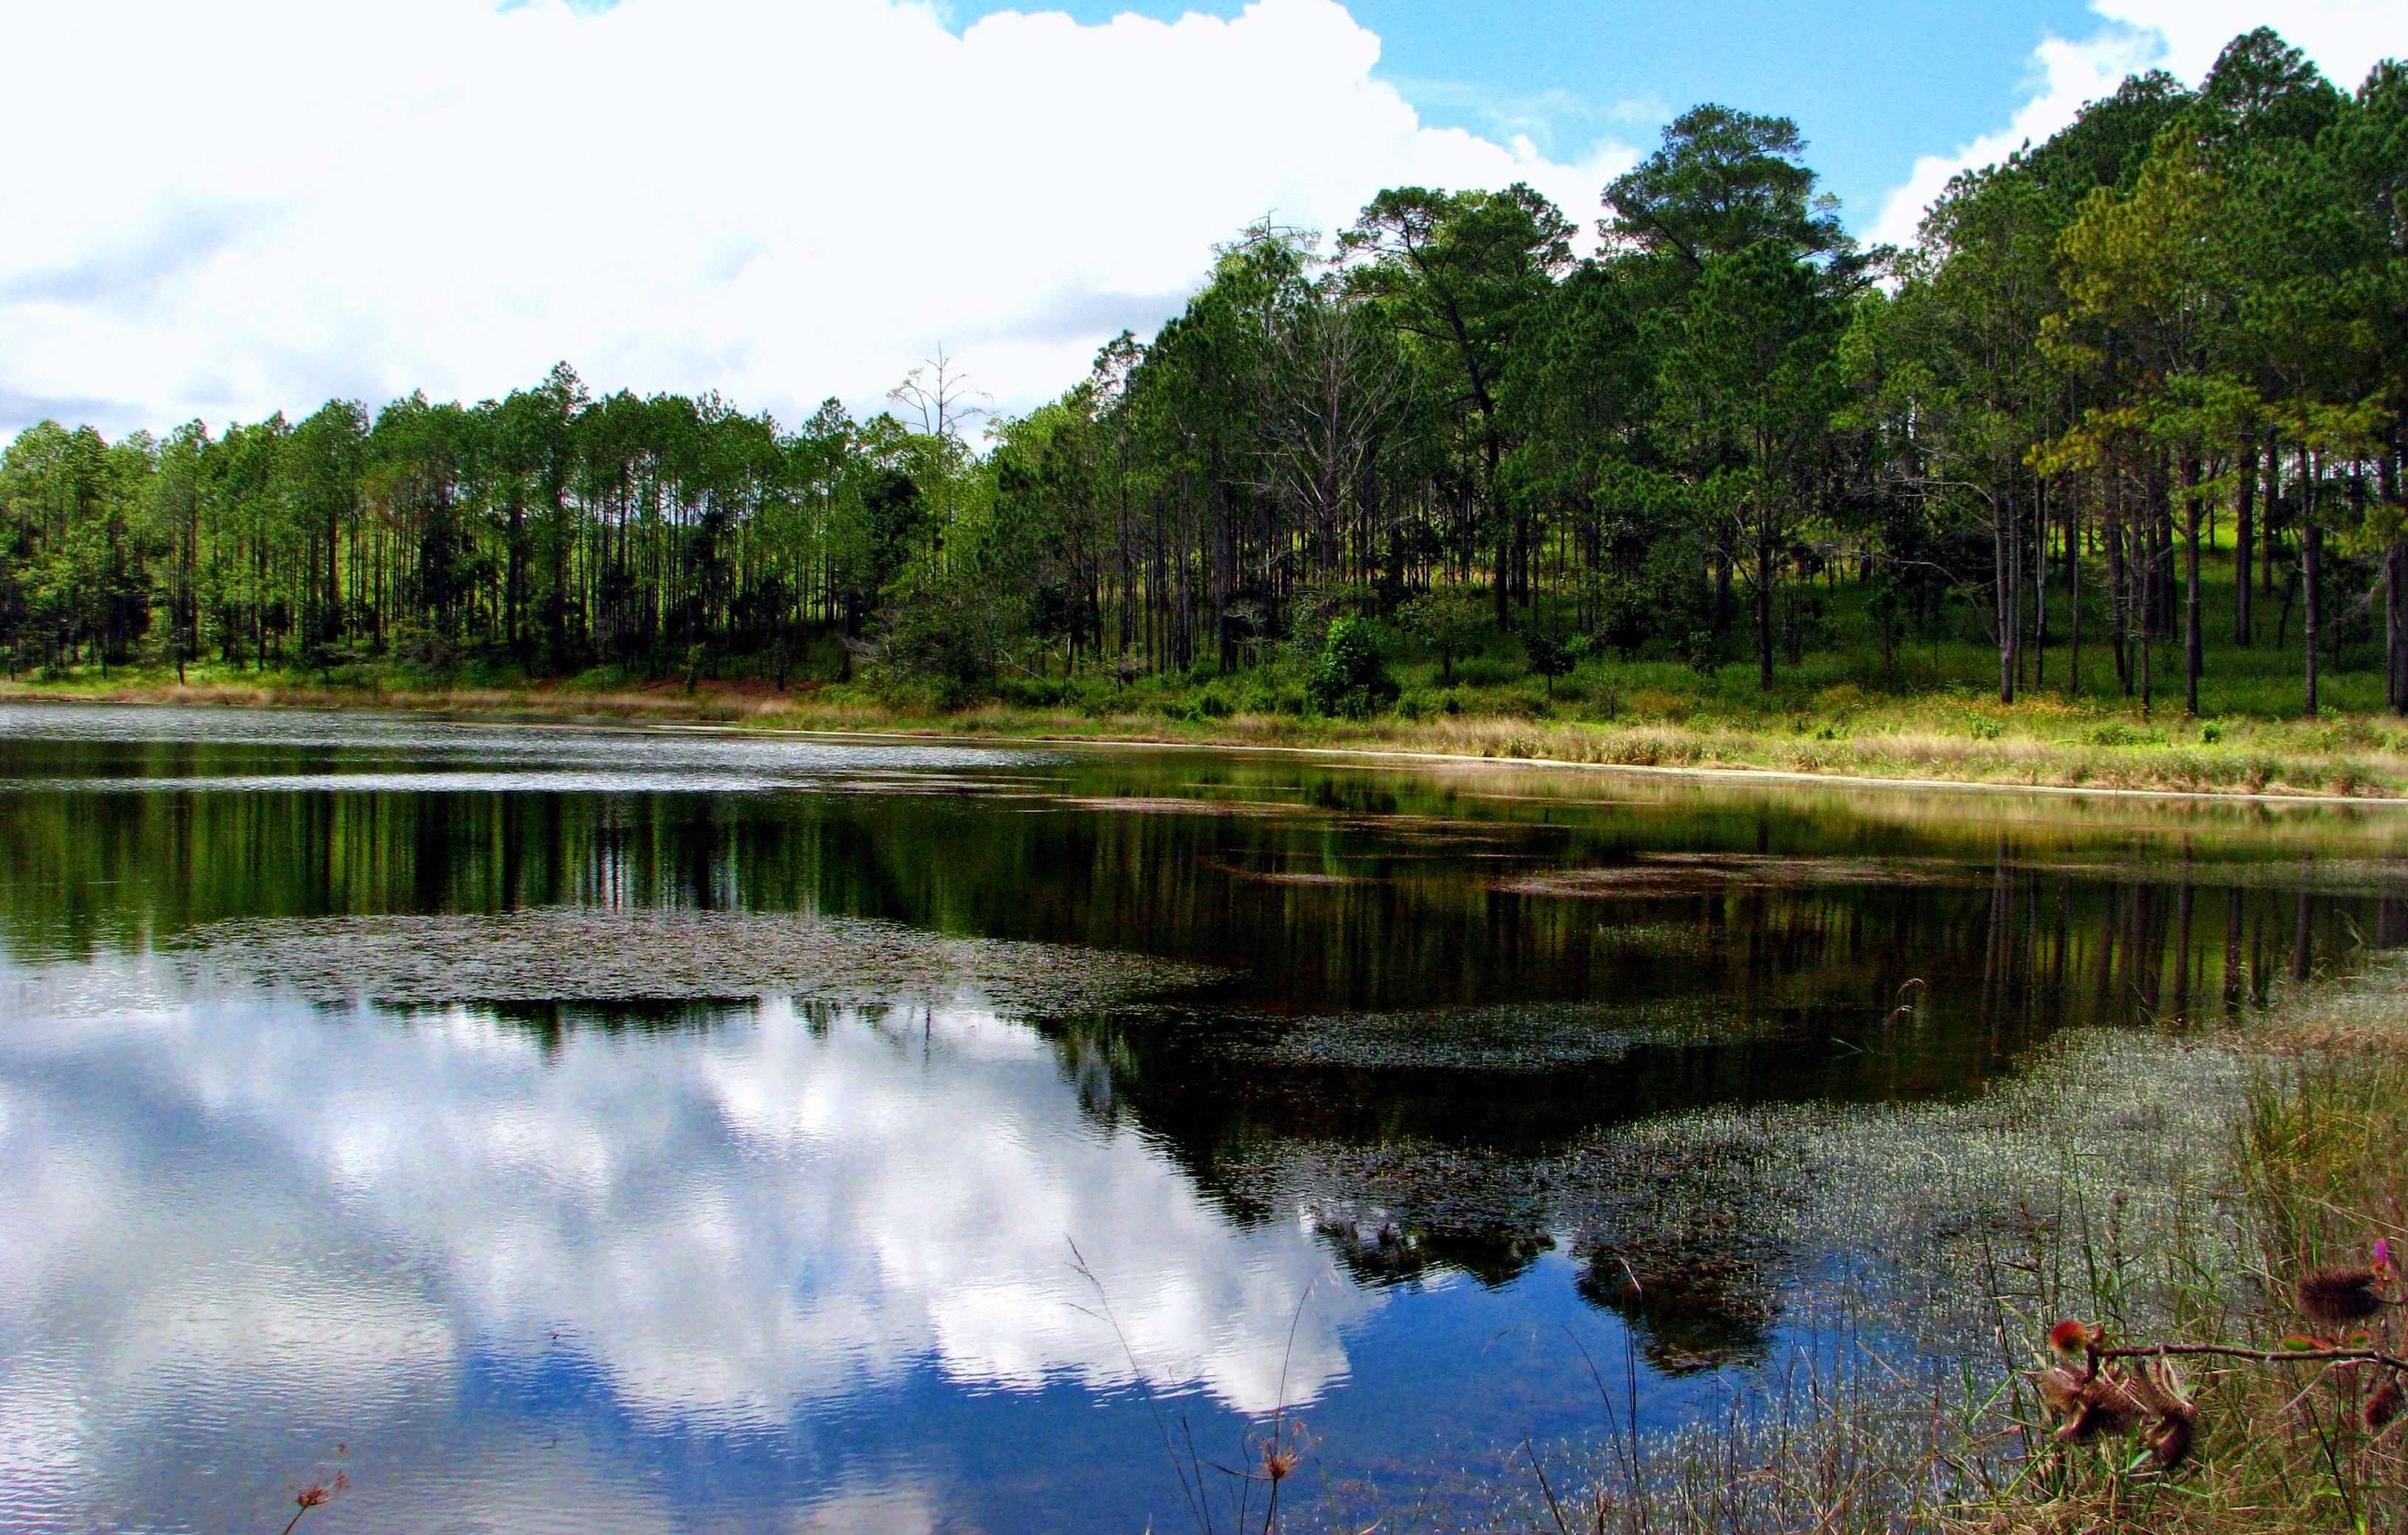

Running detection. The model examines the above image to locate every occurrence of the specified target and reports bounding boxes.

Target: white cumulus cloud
[1869,0,2408,250]
[0,0,1627,438]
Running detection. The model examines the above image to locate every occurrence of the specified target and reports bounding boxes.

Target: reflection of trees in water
[5,775,2393,1032]
[9,756,2407,1376]
[1034,873,2408,1375]
[1311,1209,1557,1289]
[1571,1123,1787,1375]
[1200,1116,1799,1375]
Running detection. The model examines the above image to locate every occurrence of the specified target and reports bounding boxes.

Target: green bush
[1307,617,1399,717]
[2089,721,2148,747]
[1523,631,1574,696]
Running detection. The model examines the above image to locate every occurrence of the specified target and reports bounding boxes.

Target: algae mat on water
[170,909,1218,1015]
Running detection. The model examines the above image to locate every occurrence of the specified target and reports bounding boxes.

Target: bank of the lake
[1439,954,2408,1535]
[11,668,2408,802]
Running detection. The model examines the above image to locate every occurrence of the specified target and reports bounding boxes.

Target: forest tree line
[3,27,2405,714]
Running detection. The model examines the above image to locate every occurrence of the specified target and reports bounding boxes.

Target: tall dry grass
[26,665,2408,798]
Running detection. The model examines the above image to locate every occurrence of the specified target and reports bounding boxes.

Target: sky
[1,0,2404,440]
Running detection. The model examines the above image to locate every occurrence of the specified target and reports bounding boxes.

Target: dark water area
[3,704,2406,1534]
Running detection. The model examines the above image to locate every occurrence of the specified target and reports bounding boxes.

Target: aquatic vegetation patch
[1233,999,1738,1071]
[1492,850,1978,898]
[1200,862,1378,888]
[1057,794,1307,818]
[171,909,1218,1015]
[1226,1027,2243,1367]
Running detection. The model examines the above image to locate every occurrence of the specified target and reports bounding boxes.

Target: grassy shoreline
[1417,957,2408,1535]
[11,668,2408,802]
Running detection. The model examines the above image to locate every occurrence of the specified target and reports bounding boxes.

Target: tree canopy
[6,28,2404,718]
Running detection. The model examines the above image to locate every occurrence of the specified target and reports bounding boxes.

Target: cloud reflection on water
[0,979,1369,1530]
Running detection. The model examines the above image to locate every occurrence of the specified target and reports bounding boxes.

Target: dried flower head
[2133,1361,2198,1472]
[1262,1444,1299,1483]
[2367,1376,2406,1434]
[2040,1365,2148,1444]
[2145,1410,2196,1473]
[2299,1267,2389,1326]
[279,1468,346,1535]
[2049,1319,2100,1358]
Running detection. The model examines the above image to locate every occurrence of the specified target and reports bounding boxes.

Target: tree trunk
[2033,478,2049,689]
[2068,481,2082,700]
[2182,455,2203,715]
[2108,481,2130,693]
[2235,438,2257,647]
[2389,452,2407,716]
[1755,516,1774,690]
[1995,488,2018,703]
[2387,541,2408,715]
[2263,446,2283,600]
[2137,499,2153,715]
[2303,474,2322,720]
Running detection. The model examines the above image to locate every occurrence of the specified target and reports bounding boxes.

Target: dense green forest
[4,28,2405,719]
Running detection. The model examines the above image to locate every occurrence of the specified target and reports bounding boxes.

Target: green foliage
[1522,630,1574,696]
[1306,616,1398,717]
[4,24,2404,731]
[1394,586,1487,682]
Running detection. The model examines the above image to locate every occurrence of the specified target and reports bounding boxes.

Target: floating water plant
[173,909,1217,1016]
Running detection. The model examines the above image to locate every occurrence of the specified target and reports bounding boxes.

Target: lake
[2,704,2404,1534]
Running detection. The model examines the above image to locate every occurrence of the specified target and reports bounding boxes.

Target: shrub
[1813,682,1869,715]
[2089,721,2148,747]
[1523,631,1574,696]
[1307,617,1399,717]
[1626,689,1693,721]
[1394,587,1489,685]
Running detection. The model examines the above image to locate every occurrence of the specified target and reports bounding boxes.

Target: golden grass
[8,673,2408,800]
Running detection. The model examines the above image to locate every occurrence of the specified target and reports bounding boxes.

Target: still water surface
[4,704,2407,1533]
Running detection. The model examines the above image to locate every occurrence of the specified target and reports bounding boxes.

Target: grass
[9,658,2408,801]
[1335,954,2408,1535]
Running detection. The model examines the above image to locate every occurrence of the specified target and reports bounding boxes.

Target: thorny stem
[2097,1342,2408,1373]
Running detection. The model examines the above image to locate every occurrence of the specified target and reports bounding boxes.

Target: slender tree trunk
[2388,451,2407,716]
[2108,478,2130,693]
[2263,446,2283,600]
[2235,438,2257,647]
[2033,477,2049,689]
[1995,488,2017,704]
[2303,457,2322,719]
[2068,485,2082,700]
[1755,513,1774,690]
[2182,455,2203,715]
[2148,500,2167,721]
[2387,540,2408,715]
